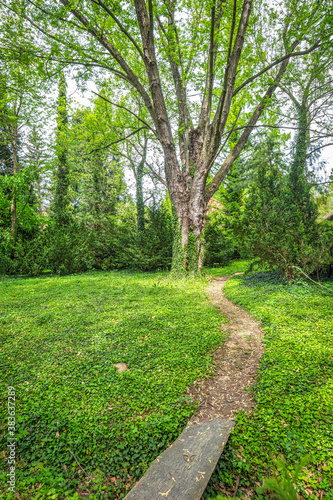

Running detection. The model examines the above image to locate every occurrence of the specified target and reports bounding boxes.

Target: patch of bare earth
[189,275,264,423]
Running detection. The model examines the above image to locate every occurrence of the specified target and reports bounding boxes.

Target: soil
[189,275,264,423]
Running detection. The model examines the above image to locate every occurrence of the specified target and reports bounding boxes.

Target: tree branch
[206,51,294,199]
[133,0,181,190]
[206,107,242,173]
[0,1,132,84]
[213,0,253,137]
[184,4,205,78]
[89,0,145,60]
[198,0,225,130]
[233,41,321,97]
[59,0,158,126]
[92,91,157,136]
[80,127,148,156]
[306,142,333,157]
[278,83,300,109]
[16,186,33,222]
[227,0,237,64]
[27,0,89,32]
[156,12,192,167]
[144,159,167,186]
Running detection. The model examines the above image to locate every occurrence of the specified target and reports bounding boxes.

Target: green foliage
[0,168,41,236]
[205,271,333,498]
[241,133,329,277]
[52,73,71,226]
[204,209,241,268]
[204,160,255,269]
[134,203,173,271]
[257,455,310,499]
[1,95,174,277]
[0,201,173,276]
[0,271,227,498]
[0,228,48,276]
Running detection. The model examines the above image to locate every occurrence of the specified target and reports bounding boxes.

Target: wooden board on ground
[124,418,234,500]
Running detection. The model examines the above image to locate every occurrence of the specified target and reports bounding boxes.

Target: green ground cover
[206,271,333,499]
[2,263,332,499]
[0,271,227,499]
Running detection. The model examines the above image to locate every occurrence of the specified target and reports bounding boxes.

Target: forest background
[1,0,333,278]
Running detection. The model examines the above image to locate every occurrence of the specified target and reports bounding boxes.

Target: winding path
[189,275,264,423]
[124,275,264,500]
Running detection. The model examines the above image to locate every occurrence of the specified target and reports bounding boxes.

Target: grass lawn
[206,271,333,499]
[0,271,227,499]
[2,262,332,499]
[204,260,253,278]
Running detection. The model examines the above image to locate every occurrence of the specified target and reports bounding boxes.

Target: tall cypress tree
[284,104,319,262]
[242,114,321,276]
[53,72,70,225]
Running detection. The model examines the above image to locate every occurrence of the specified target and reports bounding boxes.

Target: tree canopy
[1,0,332,270]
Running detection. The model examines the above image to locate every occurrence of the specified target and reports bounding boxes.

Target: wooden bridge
[124,417,234,500]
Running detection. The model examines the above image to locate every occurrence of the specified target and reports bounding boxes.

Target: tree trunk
[171,201,207,274]
[171,157,208,274]
[10,194,17,238]
[136,160,145,232]
[135,137,147,232]
[53,72,70,225]
[180,203,207,272]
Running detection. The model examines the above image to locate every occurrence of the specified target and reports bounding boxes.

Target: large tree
[53,72,71,225]
[277,49,333,180]
[3,0,332,270]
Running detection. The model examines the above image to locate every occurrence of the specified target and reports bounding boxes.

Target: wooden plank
[124,418,234,500]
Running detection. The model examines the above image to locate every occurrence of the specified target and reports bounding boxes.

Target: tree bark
[171,171,207,273]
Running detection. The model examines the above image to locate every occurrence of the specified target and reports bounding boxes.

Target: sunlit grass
[204,259,253,277]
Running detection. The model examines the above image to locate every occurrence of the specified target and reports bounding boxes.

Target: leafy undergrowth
[205,271,333,499]
[0,271,227,499]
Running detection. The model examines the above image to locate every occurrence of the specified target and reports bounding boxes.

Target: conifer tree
[53,72,70,225]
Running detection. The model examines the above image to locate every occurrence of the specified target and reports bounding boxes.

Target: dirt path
[189,275,264,423]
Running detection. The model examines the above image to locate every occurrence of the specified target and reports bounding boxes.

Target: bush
[204,209,240,267]
[240,151,330,278]
[0,203,173,276]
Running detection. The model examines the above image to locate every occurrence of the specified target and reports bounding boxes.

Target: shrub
[0,203,173,276]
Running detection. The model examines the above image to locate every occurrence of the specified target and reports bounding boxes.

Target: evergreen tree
[53,72,70,225]
[241,128,324,277]
[282,105,320,274]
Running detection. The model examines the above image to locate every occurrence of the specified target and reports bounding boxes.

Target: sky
[320,146,333,180]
